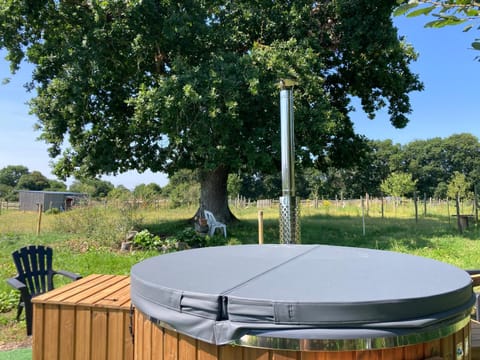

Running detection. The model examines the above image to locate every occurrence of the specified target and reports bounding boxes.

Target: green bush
[133,230,162,250]
[45,208,61,215]
[204,233,229,247]
[167,227,206,248]
[0,290,18,313]
[133,227,228,252]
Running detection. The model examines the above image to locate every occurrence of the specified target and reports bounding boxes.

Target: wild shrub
[133,227,228,252]
[167,227,206,248]
[53,204,144,247]
[45,208,61,215]
[133,230,162,250]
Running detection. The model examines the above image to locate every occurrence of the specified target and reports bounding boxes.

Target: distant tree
[262,174,283,199]
[0,184,16,201]
[69,178,114,198]
[340,139,403,198]
[0,165,29,187]
[133,183,162,203]
[320,168,350,199]
[163,170,200,208]
[238,174,265,201]
[227,174,242,200]
[447,171,472,200]
[16,171,50,191]
[108,185,132,201]
[402,137,447,197]
[443,134,480,186]
[46,179,67,191]
[434,181,448,199]
[381,172,417,204]
[401,134,480,197]
[303,168,326,201]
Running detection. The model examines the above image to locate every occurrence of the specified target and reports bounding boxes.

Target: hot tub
[131,244,474,359]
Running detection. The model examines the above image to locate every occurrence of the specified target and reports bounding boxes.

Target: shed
[18,191,87,212]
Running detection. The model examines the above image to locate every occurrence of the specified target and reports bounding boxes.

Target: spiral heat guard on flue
[279,80,300,244]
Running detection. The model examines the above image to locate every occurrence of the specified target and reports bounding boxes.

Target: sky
[0,14,479,190]
[352,15,480,143]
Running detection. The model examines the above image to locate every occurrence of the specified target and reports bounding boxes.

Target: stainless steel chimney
[279,80,300,244]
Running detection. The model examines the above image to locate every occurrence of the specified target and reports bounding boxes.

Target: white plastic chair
[204,210,227,237]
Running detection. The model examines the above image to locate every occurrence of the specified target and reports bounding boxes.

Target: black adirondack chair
[6,245,82,335]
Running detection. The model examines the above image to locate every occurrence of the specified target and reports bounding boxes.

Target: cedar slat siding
[134,310,472,360]
[32,274,133,360]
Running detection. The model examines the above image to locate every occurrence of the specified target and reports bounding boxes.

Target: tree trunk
[198,165,236,224]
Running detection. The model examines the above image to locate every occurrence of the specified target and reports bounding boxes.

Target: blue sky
[352,15,480,143]
[0,14,478,189]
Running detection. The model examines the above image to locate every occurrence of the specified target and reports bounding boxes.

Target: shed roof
[17,190,86,196]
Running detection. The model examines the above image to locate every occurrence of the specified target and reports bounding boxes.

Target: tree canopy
[69,178,115,198]
[299,133,480,200]
[380,172,417,199]
[0,165,29,187]
[0,0,423,221]
[447,171,472,200]
[0,166,67,200]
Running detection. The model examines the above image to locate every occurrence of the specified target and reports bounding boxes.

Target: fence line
[227,197,477,221]
[3,196,476,219]
[0,201,19,211]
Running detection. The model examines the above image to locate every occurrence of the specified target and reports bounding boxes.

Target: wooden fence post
[37,203,43,236]
[423,193,427,217]
[365,193,369,217]
[258,210,264,245]
[414,192,418,224]
[361,196,365,236]
[475,184,478,224]
[381,195,384,219]
[456,193,462,233]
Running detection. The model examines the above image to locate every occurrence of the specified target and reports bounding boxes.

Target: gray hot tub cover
[130,244,474,345]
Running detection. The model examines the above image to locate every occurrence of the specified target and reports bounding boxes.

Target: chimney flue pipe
[278,80,300,244]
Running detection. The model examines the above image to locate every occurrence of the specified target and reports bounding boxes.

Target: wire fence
[3,195,478,221]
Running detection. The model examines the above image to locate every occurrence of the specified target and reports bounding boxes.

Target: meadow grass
[0,202,479,347]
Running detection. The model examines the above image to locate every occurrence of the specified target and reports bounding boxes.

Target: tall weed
[52,204,144,247]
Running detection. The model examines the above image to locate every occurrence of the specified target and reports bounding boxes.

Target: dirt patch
[0,337,31,351]
[0,311,30,351]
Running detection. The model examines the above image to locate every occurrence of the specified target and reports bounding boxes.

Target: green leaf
[466,9,480,16]
[425,19,448,28]
[463,24,473,32]
[472,41,480,50]
[425,17,466,28]
[406,6,436,18]
[393,3,419,17]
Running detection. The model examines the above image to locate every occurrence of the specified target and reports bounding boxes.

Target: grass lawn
[1,201,480,351]
[0,349,32,360]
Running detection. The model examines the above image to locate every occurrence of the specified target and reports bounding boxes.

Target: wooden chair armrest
[54,270,82,281]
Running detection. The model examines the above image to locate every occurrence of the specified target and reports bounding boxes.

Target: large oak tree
[0,0,422,221]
